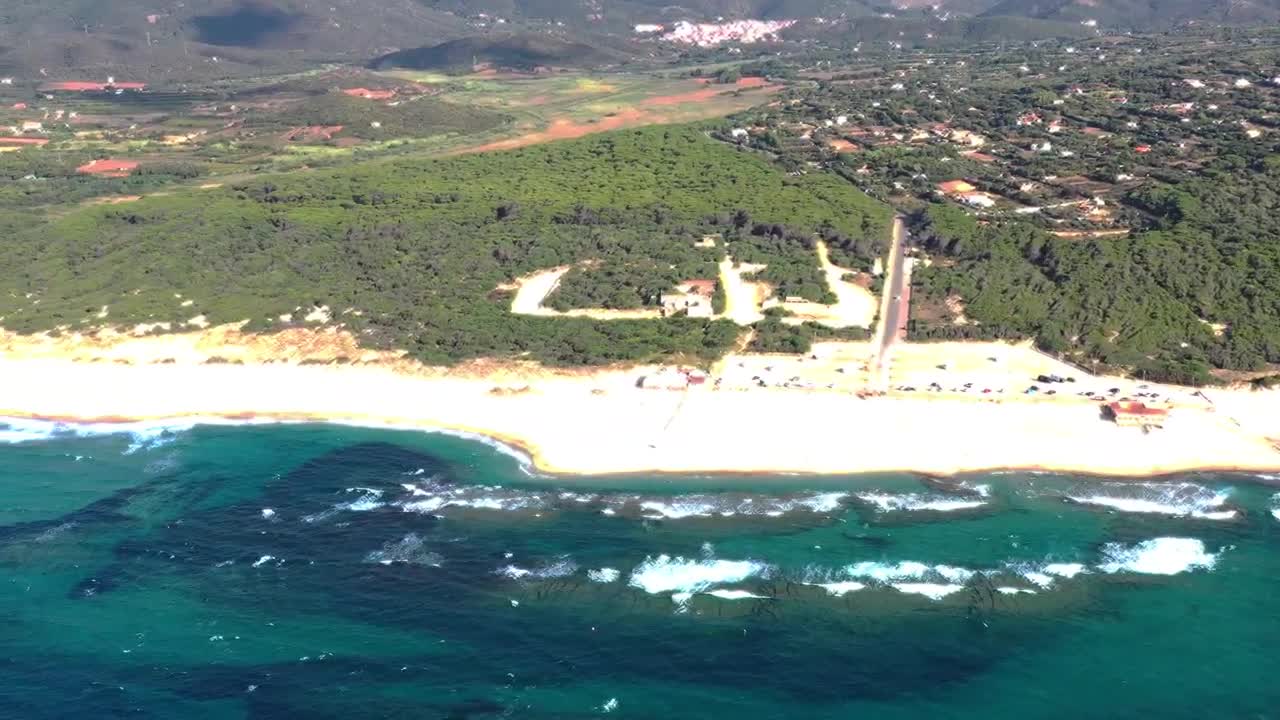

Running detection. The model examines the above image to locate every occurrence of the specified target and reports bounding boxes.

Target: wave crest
[1098,537,1218,575]
[1066,482,1237,520]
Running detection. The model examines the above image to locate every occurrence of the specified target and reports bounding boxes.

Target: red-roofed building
[1135,145,1153,154]
[1106,401,1169,428]
[676,279,717,298]
[77,158,139,177]
[937,179,977,195]
[0,137,49,146]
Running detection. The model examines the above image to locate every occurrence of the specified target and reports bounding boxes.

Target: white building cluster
[659,19,796,47]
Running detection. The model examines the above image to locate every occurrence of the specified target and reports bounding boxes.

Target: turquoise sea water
[2,419,1279,719]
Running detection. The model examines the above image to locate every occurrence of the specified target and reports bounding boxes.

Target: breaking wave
[365,533,443,566]
[588,567,620,583]
[394,481,849,521]
[632,492,847,520]
[795,561,981,599]
[812,581,865,596]
[303,487,385,523]
[400,480,550,514]
[856,492,986,513]
[0,417,197,453]
[1009,562,1089,589]
[891,583,966,600]
[1098,538,1219,576]
[1271,493,1280,522]
[1065,482,1237,520]
[497,556,578,580]
[704,589,769,600]
[627,554,770,596]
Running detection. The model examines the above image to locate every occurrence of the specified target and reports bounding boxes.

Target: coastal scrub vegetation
[910,157,1280,384]
[0,125,889,366]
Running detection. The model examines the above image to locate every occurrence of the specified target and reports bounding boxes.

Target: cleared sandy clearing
[718,259,770,325]
[508,247,877,328]
[506,266,661,320]
[774,241,876,329]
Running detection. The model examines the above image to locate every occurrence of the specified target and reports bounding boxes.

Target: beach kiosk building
[1106,401,1169,428]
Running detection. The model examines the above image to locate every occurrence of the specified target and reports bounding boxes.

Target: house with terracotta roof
[937,179,976,195]
[1106,401,1169,428]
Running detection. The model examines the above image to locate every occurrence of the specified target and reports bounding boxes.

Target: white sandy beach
[2,328,1278,478]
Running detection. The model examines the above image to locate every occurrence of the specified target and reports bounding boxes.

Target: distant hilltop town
[635,19,796,47]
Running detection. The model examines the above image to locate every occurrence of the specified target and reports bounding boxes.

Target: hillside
[0,124,890,366]
[7,0,1280,81]
[370,33,626,72]
[417,0,1280,29]
[784,13,1092,46]
[0,0,469,79]
[979,0,1280,28]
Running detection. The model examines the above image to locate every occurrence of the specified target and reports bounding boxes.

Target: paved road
[873,216,909,386]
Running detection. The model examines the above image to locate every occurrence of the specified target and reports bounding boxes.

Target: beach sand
[2,328,1278,478]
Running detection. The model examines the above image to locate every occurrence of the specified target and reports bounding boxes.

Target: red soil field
[644,77,776,107]
[76,159,139,177]
[457,109,651,155]
[341,88,397,100]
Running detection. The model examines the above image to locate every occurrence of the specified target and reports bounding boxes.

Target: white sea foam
[1067,483,1237,520]
[0,417,198,453]
[639,499,720,519]
[260,508,276,520]
[812,581,865,596]
[1098,537,1218,575]
[630,492,847,519]
[394,484,849,521]
[497,557,578,580]
[705,589,768,600]
[856,492,986,513]
[365,533,442,566]
[627,554,769,595]
[588,567,620,583]
[841,561,976,584]
[251,555,275,568]
[1043,563,1087,579]
[303,487,385,522]
[891,583,965,600]
[1270,493,1280,521]
[1012,562,1088,589]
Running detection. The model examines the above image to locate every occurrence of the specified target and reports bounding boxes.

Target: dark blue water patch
[0,473,178,544]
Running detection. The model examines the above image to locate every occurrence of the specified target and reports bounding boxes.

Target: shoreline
[4,408,1280,483]
[2,328,1278,482]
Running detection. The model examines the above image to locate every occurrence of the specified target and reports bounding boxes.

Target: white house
[959,192,995,208]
